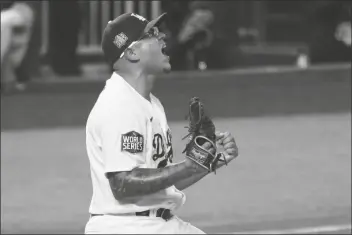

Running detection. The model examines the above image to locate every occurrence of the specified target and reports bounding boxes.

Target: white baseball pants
[85,214,205,234]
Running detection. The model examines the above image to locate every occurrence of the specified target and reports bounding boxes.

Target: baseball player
[84,12,238,234]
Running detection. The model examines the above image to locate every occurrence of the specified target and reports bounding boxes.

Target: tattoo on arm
[174,170,208,191]
[107,161,206,200]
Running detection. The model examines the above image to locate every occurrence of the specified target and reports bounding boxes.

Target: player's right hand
[215,131,239,167]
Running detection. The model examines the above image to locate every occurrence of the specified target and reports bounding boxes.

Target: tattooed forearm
[107,160,207,200]
[174,170,208,191]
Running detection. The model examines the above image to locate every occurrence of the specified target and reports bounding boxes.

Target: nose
[158,32,166,40]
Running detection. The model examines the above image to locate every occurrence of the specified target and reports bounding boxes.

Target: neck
[115,70,153,101]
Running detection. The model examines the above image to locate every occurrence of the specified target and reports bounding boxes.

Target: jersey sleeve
[100,109,147,174]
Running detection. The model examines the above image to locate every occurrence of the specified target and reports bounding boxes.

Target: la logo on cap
[131,13,146,22]
[113,32,128,48]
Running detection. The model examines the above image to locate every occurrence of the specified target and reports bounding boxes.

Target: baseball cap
[101,12,167,65]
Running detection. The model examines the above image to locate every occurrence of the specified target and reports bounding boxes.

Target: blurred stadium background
[1,0,351,234]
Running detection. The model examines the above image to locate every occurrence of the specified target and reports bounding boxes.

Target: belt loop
[150,209,157,217]
[159,209,165,218]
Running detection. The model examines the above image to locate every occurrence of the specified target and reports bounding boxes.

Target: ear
[124,48,140,63]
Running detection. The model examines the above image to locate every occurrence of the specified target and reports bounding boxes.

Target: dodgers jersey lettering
[85,73,185,215]
[150,105,174,169]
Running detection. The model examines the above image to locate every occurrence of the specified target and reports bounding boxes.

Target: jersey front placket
[150,103,168,169]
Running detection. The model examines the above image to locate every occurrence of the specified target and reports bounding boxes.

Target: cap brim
[144,13,167,33]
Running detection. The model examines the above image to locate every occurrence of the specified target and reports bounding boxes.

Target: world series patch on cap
[121,131,144,154]
[101,12,167,65]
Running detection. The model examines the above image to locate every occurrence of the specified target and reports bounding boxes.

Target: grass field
[1,113,351,234]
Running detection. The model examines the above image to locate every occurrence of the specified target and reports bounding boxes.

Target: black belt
[136,208,173,221]
[91,208,173,221]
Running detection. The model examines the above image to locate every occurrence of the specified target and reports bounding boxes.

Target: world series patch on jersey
[121,131,144,154]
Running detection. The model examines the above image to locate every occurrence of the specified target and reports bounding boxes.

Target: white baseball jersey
[85,72,186,215]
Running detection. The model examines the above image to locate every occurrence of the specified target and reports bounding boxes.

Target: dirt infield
[1,64,351,131]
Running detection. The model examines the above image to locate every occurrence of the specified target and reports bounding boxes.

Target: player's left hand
[215,131,239,163]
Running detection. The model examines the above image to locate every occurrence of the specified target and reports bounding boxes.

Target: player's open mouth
[161,45,169,61]
[161,45,167,56]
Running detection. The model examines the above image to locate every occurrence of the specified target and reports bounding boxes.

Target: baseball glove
[182,97,227,173]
